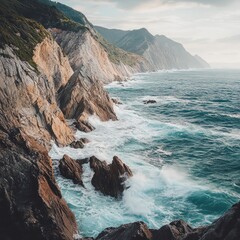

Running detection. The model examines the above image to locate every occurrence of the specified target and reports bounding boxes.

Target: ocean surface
[50,69,240,238]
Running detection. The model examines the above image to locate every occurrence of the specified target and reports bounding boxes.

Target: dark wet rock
[151,220,194,240]
[198,201,240,240]
[0,130,77,240]
[112,98,122,105]
[80,138,91,144]
[80,238,94,240]
[143,100,157,104]
[76,157,90,165]
[70,140,84,149]
[59,154,84,186]
[95,222,152,240]
[70,138,89,149]
[85,202,240,240]
[90,156,133,198]
[75,120,95,133]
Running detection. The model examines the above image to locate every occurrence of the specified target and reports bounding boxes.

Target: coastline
[49,69,240,236]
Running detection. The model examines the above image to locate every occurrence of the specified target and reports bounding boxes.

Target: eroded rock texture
[59,154,84,186]
[90,156,133,198]
[0,130,77,240]
[58,71,117,123]
[88,202,240,240]
[95,222,152,240]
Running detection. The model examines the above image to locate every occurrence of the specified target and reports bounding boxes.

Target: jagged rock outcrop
[58,71,117,123]
[199,201,240,240]
[74,120,95,133]
[0,129,77,240]
[90,156,133,198]
[59,154,84,186]
[150,220,197,240]
[69,138,90,149]
[33,37,74,92]
[95,222,152,240]
[86,202,240,240]
[0,45,74,147]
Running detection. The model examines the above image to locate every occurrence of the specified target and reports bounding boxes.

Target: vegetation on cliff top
[0,0,86,68]
[97,34,144,66]
[38,0,92,28]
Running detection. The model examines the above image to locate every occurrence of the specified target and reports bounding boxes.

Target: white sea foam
[49,70,239,237]
[49,100,212,237]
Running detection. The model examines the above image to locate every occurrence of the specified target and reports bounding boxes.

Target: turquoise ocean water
[50,69,240,238]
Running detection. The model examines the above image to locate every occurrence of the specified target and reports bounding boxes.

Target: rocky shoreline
[79,201,240,240]
[52,117,240,240]
[0,0,239,239]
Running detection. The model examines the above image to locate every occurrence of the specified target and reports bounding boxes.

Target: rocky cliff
[0,0,121,239]
[51,28,149,83]
[95,26,210,70]
[0,0,237,240]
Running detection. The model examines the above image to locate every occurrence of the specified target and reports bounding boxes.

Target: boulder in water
[90,156,133,198]
[75,120,95,133]
[70,138,90,149]
[143,100,157,104]
[59,154,84,186]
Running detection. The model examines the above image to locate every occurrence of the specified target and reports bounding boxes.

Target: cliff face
[0,45,74,147]
[58,71,117,122]
[0,130,77,240]
[0,0,122,238]
[143,35,207,70]
[51,29,149,83]
[0,42,78,239]
[33,37,74,92]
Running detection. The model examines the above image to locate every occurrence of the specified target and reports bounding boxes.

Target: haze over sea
[50,69,240,238]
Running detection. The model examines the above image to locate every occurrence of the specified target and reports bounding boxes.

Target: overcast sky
[58,0,240,67]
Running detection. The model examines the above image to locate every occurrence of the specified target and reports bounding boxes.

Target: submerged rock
[143,100,157,104]
[59,154,84,186]
[95,222,152,240]
[90,156,133,198]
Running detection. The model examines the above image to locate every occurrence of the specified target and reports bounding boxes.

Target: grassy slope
[0,0,86,68]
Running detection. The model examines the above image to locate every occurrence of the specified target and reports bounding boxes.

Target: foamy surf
[50,69,239,237]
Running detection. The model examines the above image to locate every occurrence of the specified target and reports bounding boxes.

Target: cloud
[86,0,237,9]
[218,35,240,43]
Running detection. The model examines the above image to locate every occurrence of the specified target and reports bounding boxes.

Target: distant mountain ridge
[95,26,210,70]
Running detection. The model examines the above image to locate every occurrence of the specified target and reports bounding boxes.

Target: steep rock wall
[51,29,149,83]
[0,39,78,239]
[58,71,117,122]
[33,37,74,92]
[0,44,74,147]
